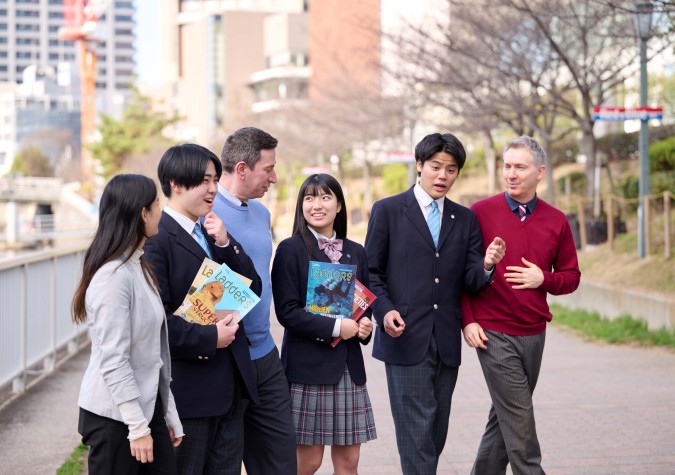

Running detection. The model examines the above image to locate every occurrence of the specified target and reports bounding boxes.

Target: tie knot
[431,200,438,210]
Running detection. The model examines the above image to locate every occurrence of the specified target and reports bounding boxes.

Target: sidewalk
[1,322,674,474]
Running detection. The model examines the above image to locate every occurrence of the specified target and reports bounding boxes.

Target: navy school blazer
[144,211,261,419]
[364,186,488,367]
[271,234,372,386]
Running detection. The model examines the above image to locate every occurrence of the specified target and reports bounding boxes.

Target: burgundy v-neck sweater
[462,194,580,336]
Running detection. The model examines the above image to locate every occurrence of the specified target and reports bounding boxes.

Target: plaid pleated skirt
[290,368,377,446]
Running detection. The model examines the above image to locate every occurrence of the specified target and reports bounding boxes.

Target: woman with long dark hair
[271,174,376,475]
[73,174,183,475]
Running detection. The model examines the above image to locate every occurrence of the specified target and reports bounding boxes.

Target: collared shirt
[217,183,247,207]
[163,205,229,249]
[413,183,444,220]
[504,192,538,220]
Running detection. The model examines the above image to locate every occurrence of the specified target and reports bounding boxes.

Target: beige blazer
[77,249,181,433]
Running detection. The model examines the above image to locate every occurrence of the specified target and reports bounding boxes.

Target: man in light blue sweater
[213,127,296,475]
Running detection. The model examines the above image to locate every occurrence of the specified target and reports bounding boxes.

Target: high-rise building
[158,0,305,146]
[0,0,135,118]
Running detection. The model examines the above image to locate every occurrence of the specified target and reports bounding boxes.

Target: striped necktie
[427,200,440,247]
[518,204,528,221]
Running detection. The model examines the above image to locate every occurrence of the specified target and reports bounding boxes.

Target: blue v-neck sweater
[213,193,275,360]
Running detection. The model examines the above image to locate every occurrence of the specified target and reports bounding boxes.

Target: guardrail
[0,244,89,401]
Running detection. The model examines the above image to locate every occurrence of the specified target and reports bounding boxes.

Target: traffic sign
[593,106,663,121]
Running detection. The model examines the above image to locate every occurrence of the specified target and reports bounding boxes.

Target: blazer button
[434,278,439,284]
[197,356,203,360]
[435,252,440,258]
[204,356,209,360]
[433,304,438,310]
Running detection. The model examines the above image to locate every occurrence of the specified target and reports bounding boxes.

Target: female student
[73,174,183,475]
[271,173,376,475]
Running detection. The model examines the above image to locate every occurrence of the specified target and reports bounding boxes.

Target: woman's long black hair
[292,173,347,256]
[72,174,159,323]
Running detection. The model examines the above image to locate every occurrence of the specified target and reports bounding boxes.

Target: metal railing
[0,244,89,400]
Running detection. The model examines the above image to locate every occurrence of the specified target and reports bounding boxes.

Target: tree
[89,87,179,180]
[384,0,675,206]
[11,147,54,177]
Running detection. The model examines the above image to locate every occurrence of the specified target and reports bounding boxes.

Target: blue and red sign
[593,106,664,121]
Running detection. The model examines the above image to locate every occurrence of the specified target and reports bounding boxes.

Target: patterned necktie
[427,200,440,248]
[193,223,212,258]
[317,236,343,263]
[518,204,528,222]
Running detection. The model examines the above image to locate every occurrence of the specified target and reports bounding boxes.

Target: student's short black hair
[157,143,222,197]
[415,133,467,173]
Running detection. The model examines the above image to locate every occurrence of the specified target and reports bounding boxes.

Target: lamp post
[633,2,653,259]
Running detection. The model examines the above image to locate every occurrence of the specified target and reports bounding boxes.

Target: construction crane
[58,0,111,188]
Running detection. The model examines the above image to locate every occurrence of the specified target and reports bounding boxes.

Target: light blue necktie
[193,223,212,258]
[427,200,440,248]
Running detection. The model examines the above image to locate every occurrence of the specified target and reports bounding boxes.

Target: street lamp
[633,2,653,259]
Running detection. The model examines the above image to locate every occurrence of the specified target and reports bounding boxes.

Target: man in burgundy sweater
[462,135,580,475]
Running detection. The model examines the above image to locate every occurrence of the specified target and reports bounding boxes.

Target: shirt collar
[163,205,201,236]
[217,183,247,207]
[414,183,444,213]
[307,226,337,241]
[130,248,144,263]
[504,192,538,212]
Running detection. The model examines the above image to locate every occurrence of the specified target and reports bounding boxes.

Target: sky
[134,0,161,86]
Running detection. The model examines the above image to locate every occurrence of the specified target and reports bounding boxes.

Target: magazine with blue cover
[183,262,260,326]
[305,261,357,320]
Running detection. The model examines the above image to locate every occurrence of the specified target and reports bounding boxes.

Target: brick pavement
[1,317,673,474]
[272,320,675,474]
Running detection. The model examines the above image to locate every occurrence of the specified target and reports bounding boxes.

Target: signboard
[593,106,663,121]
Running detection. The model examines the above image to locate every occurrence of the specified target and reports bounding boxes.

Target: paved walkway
[1,322,674,474]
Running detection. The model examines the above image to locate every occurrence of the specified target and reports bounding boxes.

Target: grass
[550,303,675,348]
[56,444,88,475]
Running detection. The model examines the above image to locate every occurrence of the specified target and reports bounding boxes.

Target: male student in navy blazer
[144,143,261,475]
[365,133,505,475]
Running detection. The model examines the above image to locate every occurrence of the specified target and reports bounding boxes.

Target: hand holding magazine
[175,258,259,327]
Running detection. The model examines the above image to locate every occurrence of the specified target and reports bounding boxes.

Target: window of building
[16,37,34,45]
[16,0,39,4]
[115,15,132,22]
[48,11,62,18]
[16,10,39,17]
[116,42,133,50]
[115,29,132,36]
[0,9,6,16]
[0,23,7,31]
[115,1,133,8]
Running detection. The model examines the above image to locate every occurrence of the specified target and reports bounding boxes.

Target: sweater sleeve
[540,217,581,296]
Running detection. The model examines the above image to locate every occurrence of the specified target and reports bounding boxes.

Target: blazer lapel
[437,198,457,249]
[402,187,436,249]
[161,212,209,261]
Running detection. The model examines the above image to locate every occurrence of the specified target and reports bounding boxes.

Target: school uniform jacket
[144,211,261,419]
[271,235,372,386]
[365,186,488,367]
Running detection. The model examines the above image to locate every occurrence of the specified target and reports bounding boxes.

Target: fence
[0,244,88,406]
[558,190,673,259]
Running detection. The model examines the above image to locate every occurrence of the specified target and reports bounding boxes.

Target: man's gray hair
[504,135,547,168]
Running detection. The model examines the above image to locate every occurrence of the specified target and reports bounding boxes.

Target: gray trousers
[472,330,546,475]
[385,333,459,475]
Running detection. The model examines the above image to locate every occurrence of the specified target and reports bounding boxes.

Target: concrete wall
[549,279,675,331]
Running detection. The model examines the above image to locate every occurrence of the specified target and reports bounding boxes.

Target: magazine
[175,258,258,326]
[331,278,377,347]
[305,261,357,321]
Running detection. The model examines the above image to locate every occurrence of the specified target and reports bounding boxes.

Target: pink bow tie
[317,236,343,263]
